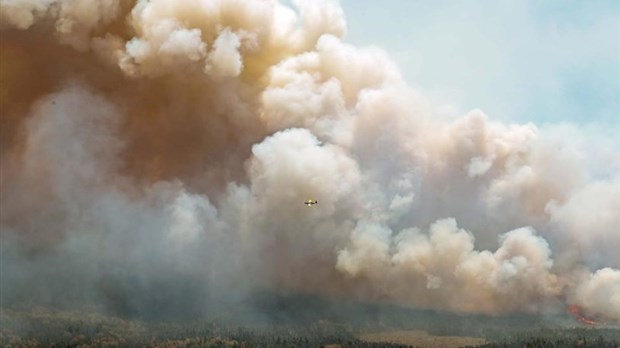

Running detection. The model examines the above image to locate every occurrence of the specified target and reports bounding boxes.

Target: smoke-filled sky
[1,0,619,324]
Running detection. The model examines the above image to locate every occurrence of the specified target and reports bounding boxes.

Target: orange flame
[568,305,597,326]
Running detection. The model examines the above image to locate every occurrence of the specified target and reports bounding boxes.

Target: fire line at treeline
[568,305,598,326]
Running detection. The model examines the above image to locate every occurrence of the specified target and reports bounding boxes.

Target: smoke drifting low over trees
[1,0,619,323]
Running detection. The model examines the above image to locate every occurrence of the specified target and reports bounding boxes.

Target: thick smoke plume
[1,0,619,323]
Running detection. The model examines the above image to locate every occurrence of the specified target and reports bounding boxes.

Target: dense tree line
[1,309,411,348]
[466,336,617,348]
[463,328,620,348]
[2,308,618,348]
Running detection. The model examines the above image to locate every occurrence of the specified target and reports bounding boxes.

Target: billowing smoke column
[1,0,619,322]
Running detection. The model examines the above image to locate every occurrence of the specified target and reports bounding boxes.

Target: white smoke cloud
[1,0,618,323]
[571,268,620,321]
[337,219,560,313]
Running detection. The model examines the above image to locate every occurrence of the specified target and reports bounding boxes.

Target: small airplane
[304,199,318,206]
